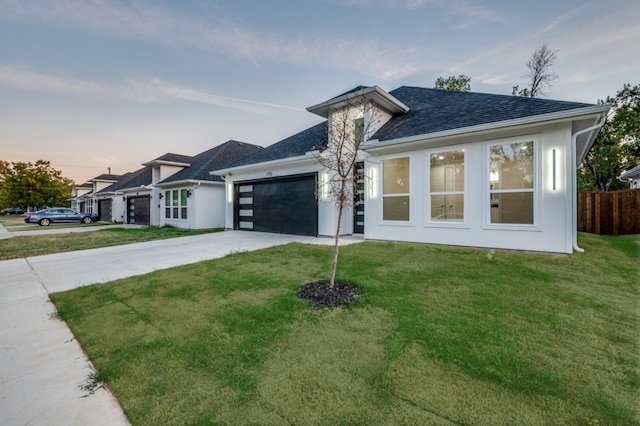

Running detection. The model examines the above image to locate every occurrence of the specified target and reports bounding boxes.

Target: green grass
[50,233,640,425]
[0,226,222,260]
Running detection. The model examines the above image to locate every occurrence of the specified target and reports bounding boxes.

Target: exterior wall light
[552,149,557,191]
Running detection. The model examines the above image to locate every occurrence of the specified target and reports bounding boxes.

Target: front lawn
[51,234,639,425]
[0,227,221,260]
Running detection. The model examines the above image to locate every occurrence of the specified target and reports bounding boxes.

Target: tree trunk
[329,179,346,289]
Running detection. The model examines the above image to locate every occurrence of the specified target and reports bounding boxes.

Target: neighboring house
[95,154,193,225]
[69,182,93,211]
[94,167,152,223]
[73,174,121,217]
[93,141,261,228]
[155,140,263,229]
[618,165,640,188]
[213,85,609,254]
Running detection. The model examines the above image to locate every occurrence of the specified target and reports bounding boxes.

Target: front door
[98,199,112,222]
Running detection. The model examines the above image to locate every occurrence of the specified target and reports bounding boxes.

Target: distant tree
[0,160,9,178]
[435,75,471,92]
[580,83,640,191]
[0,160,74,209]
[513,43,558,98]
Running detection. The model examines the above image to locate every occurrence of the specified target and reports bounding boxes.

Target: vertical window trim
[380,155,412,224]
[425,147,469,228]
[484,136,541,230]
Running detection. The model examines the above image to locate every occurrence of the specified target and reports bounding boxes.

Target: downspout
[571,115,606,253]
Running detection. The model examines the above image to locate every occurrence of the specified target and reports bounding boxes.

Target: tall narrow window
[165,191,171,218]
[489,141,534,224]
[180,189,188,219]
[353,117,364,144]
[382,157,410,221]
[430,149,464,222]
[172,190,179,218]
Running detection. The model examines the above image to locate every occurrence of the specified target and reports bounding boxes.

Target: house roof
[95,167,152,194]
[158,140,263,185]
[619,164,640,180]
[307,85,409,118]
[89,174,121,182]
[208,85,608,174]
[218,122,328,170]
[142,153,195,167]
[372,86,598,142]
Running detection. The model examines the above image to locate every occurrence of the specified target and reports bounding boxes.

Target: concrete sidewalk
[0,230,361,425]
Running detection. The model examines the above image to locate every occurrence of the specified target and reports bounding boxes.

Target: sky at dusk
[1,0,638,184]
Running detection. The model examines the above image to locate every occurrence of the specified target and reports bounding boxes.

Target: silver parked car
[24,208,99,226]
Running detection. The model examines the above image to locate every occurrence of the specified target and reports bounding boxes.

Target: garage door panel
[237,175,317,237]
[127,196,150,225]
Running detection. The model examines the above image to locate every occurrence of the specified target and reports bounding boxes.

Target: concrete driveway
[0,229,362,425]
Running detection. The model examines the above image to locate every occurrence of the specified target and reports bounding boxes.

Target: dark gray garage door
[98,199,112,222]
[127,195,150,225]
[235,174,317,237]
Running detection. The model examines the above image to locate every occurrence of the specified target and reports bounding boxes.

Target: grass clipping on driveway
[50,234,640,425]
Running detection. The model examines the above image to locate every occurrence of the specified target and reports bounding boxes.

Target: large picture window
[429,149,464,222]
[489,140,534,225]
[382,157,410,221]
[165,189,188,220]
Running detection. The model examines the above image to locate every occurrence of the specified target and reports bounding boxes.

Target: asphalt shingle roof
[221,122,328,169]
[372,86,595,142]
[95,167,152,194]
[90,174,122,181]
[150,153,195,164]
[219,86,596,170]
[159,140,263,184]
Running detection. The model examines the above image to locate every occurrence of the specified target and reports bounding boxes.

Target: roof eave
[141,160,191,167]
[363,105,610,153]
[210,153,319,176]
[618,165,640,180]
[156,179,223,187]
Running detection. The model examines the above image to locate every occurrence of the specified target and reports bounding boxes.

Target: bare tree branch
[520,43,558,98]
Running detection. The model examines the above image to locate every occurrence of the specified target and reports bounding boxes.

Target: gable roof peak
[307,85,409,118]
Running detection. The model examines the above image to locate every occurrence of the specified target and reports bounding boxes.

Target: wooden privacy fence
[578,189,640,235]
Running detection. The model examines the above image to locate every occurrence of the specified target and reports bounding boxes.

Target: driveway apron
[0,230,361,425]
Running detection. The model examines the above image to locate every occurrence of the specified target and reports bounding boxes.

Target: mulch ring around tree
[297,280,362,308]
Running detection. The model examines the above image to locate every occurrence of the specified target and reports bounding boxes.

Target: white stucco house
[69,182,93,212]
[212,85,609,254]
[93,141,262,228]
[154,141,262,229]
[71,174,121,216]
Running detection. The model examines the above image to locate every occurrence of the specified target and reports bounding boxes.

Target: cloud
[0,0,433,81]
[0,65,304,113]
[327,0,506,22]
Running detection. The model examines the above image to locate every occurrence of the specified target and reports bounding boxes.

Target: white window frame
[483,135,541,231]
[425,146,469,228]
[164,189,188,220]
[380,155,412,225]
